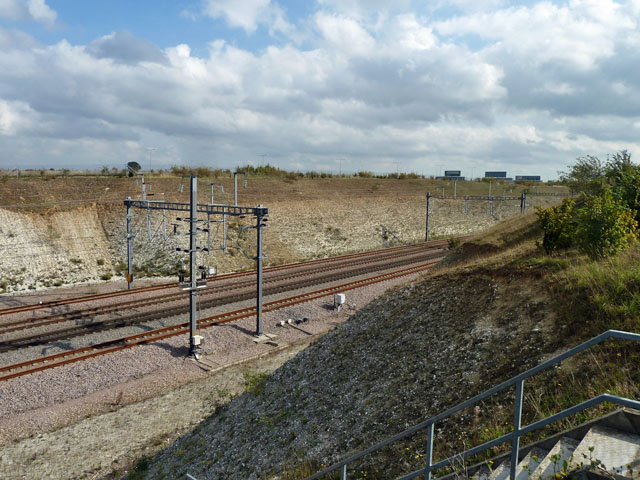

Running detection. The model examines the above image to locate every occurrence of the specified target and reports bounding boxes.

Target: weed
[96,258,105,266]
[243,370,268,396]
[101,273,113,281]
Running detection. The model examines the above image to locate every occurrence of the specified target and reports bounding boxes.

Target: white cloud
[203,0,269,32]
[392,14,436,51]
[27,0,56,25]
[434,0,633,69]
[316,0,412,19]
[1,1,640,179]
[314,12,375,55]
[0,99,22,135]
[0,0,22,20]
[0,0,56,26]
[201,0,296,37]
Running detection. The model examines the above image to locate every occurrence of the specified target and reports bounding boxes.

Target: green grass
[553,244,640,338]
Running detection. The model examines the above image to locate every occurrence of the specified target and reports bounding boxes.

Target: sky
[1,1,639,180]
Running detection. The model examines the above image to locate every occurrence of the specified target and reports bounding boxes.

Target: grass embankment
[437,214,640,471]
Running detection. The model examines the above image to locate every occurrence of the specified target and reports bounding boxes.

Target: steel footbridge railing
[304,330,640,480]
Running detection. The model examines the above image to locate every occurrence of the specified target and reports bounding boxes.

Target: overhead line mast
[124,176,268,356]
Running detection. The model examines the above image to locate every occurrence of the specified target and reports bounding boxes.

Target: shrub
[96,258,105,266]
[536,198,577,253]
[447,237,461,249]
[101,273,113,281]
[575,192,638,258]
[559,155,606,195]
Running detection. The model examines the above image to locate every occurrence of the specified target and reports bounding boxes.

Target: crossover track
[0,240,453,317]
[0,259,441,382]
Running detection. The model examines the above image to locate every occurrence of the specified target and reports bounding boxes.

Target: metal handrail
[304,330,640,480]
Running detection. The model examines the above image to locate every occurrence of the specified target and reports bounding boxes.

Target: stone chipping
[138,270,557,480]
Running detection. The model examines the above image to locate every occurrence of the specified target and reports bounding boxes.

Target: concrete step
[529,436,579,480]
[515,447,547,480]
[489,460,510,480]
[451,411,640,480]
[570,425,640,478]
[486,448,548,480]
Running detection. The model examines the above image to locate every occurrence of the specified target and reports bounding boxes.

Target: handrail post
[341,464,347,480]
[425,423,434,480]
[510,379,524,480]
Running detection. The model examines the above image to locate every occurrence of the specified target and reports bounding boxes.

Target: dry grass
[0,174,566,212]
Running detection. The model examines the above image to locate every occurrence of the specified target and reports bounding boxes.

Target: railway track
[0,246,445,351]
[0,258,441,382]
[0,240,452,317]
[0,241,448,335]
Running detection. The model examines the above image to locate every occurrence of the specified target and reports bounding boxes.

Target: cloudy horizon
[1,0,639,180]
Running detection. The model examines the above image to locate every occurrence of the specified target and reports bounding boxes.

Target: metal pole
[126,199,133,290]
[234,173,238,206]
[510,379,524,480]
[207,212,211,252]
[222,206,227,252]
[441,187,444,199]
[424,422,434,480]
[520,193,525,214]
[489,180,492,197]
[425,192,431,242]
[189,176,198,356]
[256,206,265,336]
[454,180,457,199]
[341,464,347,480]
[523,193,527,214]
[162,209,167,241]
[146,204,152,241]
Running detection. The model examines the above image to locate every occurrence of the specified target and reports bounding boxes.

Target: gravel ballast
[0,271,425,480]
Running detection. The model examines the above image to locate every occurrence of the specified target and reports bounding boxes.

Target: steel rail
[0,246,444,336]
[0,240,452,317]
[0,259,441,382]
[0,249,446,351]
